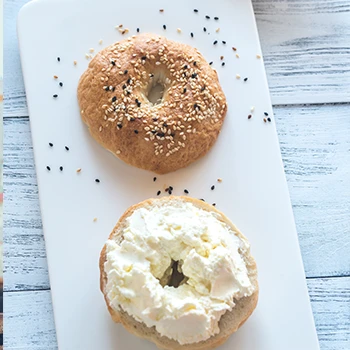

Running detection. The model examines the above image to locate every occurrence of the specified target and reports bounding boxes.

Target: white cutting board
[18,0,320,349]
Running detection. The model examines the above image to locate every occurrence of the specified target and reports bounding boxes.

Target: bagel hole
[159,260,187,288]
[147,82,165,105]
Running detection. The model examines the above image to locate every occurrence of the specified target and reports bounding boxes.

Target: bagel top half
[78,33,227,174]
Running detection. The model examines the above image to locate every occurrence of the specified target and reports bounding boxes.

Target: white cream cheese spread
[104,202,255,344]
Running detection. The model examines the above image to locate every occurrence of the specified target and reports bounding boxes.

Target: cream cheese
[104,202,254,344]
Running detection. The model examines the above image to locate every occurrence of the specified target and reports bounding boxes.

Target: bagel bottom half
[100,196,258,350]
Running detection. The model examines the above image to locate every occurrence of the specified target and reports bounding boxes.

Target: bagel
[78,34,227,174]
[100,196,258,349]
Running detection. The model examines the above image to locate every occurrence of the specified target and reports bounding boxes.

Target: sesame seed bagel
[100,196,258,349]
[78,34,227,174]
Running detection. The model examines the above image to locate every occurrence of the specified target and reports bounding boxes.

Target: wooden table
[4,0,350,349]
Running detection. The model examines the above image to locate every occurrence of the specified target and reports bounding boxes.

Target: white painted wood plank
[4,104,350,291]
[4,0,350,117]
[4,276,350,350]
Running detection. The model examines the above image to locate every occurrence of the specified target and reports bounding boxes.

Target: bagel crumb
[99,39,103,45]
[93,217,97,222]
[89,48,95,53]
[74,60,77,65]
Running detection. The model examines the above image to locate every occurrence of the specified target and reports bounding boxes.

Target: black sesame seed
[184,65,188,69]
[124,70,128,74]
[57,57,60,62]
[205,15,210,19]
[104,86,109,91]
[214,17,219,20]
[157,190,161,196]
[112,96,117,102]
[150,73,154,78]
[165,188,169,192]
[169,186,173,191]
[130,117,135,121]
[191,73,198,78]
[212,203,216,206]
[141,56,147,60]
[200,198,205,202]
[201,86,205,91]
[163,122,168,127]
[134,130,139,134]
[137,102,141,107]
[183,88,187,93]
[95,179,100,183]
[267,117,272,122]
[209,61,213,65]
[213,40,218,45]
[203,27,207,32]
[221,62,225,66]
[211,185,215,190]
[169,190,172,195]
[244,77,248,82]
[163,24,167,30]
[65,146,69,151]
[49,143,53,147]
[153,177,157,182]
[184,189,189,194]
[248,114,252,119]
[111,60,116,66]
[190,32,194,38]
[222,41,226,44]
[137,28,140,33]
[157,132,165,137]
[117,123,123,129]
[59,166,63,171]
[59,82,63,87]
[122,84,126,89]
[193,61,197,66]
[53,94,58,98]
[46,166,51,171]
[127,78,132,84]
[194,9,198,13]
[264,112,269,116]
[112,87,116,92]
[151,130,157,134]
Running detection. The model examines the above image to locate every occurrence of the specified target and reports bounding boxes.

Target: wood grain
[4,0,350,118]
[4,276,350,350]
[4,104,350,291]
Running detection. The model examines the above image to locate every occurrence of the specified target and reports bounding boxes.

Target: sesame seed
[76,168,82,173]
[190,32,194,38]
[267,117,272,122]
[153,177,157,182]
[57,57,60,62]
[248,114,252,119]
[232,47,237,51]
[59,82,63,87]
[256,54,261,59]
[53,75,58,79]
[112,96,117,102]
[205,15,210,19]
[203,27,207,32]
[95,179,100,183]
[124,70,128,74]
[214,17,219,20]
[264,112,269,116]
[216,28,220,32]
[212,203,216,206]
[236,53,240,58]
[213,40,218,45]
[137,28,140,33]
[236,74,241,79]
[157,190,161,196]
[163,24,167,30]
[209,61,213,65]
[73,60,77,65]
[169,186,173,191]
[65,146,69,151]
[93,218,97,222]
[134,130,139,134]
[46,166,51,171]
[251,106,255,112]
[244,77,248,82]
[99,39,103,45]
[222,41,226,44]
[200,199,205,202]
[263,118,267,123]
[49,143,53,147]
[183,88,187,93]
[116,150,121,154]
[211,185,215,190]
[59,166,63,171]
[184,189,189,194]
[194,9,198,12]
[111,60,116,65]
[177,28,182,33]
[169,190,172,195]
[53,94,58,98]
[217,178,222,183]
[221,62,225,66]
[191,73,198,78]
[159,9,164,12]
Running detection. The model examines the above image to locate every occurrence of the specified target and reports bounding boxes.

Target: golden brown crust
[100,196,258,350]
[78,34,227,174]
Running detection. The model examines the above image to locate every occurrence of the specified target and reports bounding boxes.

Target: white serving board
[17,0,320,349]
